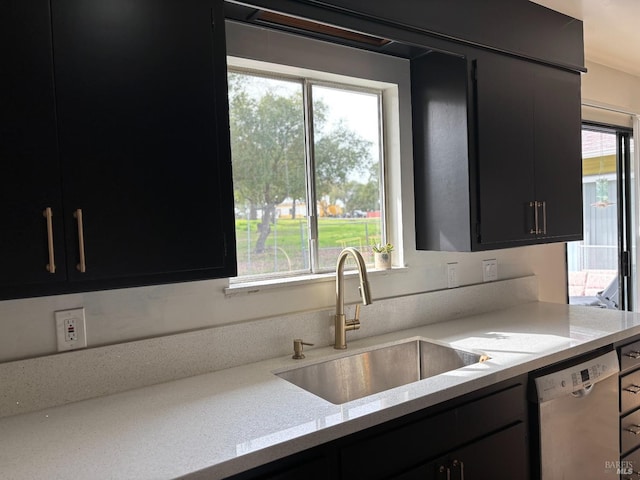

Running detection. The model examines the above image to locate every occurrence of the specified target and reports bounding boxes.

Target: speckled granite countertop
[2,302,640,480]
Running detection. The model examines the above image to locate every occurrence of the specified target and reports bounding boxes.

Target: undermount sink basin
[276,339,490,404]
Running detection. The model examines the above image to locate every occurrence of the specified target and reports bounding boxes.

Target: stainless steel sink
[276,339,489,404]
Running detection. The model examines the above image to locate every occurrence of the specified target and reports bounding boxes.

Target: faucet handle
[292,338,314,359]
[346,305,361,331]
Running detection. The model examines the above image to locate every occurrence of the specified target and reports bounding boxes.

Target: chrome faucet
[334,247,372,349]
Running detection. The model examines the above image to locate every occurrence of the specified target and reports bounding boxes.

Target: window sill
[224,266,407,297]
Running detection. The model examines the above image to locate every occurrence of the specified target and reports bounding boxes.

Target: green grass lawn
[235,217,382,275]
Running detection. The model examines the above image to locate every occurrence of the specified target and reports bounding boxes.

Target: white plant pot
[374,252,392,270]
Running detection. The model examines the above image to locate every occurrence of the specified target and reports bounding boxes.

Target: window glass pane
[311,85,383,270]
[228,72,309,277]
[567,129,619,307]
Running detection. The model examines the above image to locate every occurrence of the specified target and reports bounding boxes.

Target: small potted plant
[372,242,393,270]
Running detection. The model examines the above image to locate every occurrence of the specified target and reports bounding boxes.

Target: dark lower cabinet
[339,379,528,480]
[227,376,529,480]
[0,0,236,299]
[617,337,640,475]
[395,423,528,480]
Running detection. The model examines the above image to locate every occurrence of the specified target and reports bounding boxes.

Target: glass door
[567,124,633,310]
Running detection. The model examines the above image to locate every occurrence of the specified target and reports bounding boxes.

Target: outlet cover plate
[482,259,498,282]
[55,308,87,352]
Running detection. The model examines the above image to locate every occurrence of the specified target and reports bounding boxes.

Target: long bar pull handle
[625,351,640,359]
[529,201,539,234]
[73,209,86,273]
[438,465,450,480]
[540,201,547,234]
[624,384,640,394]
[43,207,56,273]
[453,460,465,480]
[625,424,640,435]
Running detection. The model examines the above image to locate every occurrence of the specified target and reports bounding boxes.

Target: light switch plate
[482,259,498,282]
[55,308,87,351]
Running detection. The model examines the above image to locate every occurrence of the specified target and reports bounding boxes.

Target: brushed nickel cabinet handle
[529,201,538,234]
[540,200,547,234]
[624,384,640,394]
[73,209,86,273]
[43,207,56,273]
[626,351,640,359]
[438,465,451,480]
[624,424,640,435]
[453,459,465,480]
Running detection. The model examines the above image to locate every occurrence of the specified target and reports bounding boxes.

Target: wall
[1,276,539,417]
[582,60,640,118]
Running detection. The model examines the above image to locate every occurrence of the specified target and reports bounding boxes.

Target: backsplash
[0,276,537,418]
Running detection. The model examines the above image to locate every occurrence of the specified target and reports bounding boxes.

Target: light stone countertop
[2,301,640,480]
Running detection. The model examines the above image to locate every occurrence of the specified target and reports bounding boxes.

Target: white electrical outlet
[447,262,459,288]
[482,259,498,282]
[55,308,87,351]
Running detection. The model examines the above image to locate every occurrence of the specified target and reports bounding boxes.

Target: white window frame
[224,19,408,292]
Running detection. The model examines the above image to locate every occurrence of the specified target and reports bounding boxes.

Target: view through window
[567,127,634,309]
[228,70,384,280]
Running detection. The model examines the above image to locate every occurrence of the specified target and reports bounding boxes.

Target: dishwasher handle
[571,384,594,398]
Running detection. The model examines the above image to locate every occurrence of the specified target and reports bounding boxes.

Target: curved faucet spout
[335,247,372,349]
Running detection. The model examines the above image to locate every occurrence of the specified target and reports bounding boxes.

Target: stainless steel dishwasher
[531,348,619,479]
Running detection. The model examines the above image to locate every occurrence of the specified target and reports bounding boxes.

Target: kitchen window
[228,68,386,281]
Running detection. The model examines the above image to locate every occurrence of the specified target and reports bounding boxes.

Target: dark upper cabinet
[412,49,582,251]
[474,53,536,246]
[0,0,67,290]
[475,51,583,247]
[0,0,236,299]
[531,62,584,242]
[294,0,584,71]
[52,0,236,284]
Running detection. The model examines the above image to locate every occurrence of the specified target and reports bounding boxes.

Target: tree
[346,180,379,213]
[228,73,374,253]
[228,74,305,253]
[314,117,372,207]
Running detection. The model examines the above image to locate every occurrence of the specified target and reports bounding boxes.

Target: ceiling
[531,0,640,77]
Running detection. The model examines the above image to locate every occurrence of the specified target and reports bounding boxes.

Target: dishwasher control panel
[534,350,619,403]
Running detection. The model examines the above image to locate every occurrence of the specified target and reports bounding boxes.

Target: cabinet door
[393,423,529,480]
[452,422,528,479]
[473,52,582,247]
[474,53,536,246]
[533,65,582,241]
[0,0,67,290]
[411,51,474,252]
[341,382,526,479]
[51,0,236,285]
